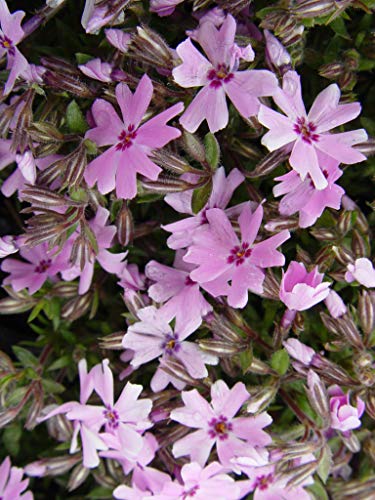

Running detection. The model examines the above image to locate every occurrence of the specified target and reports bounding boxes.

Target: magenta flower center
[116,124,137,151]
[254,473,274,491]
[184,276,196,286]
[34,259,52,273]
[208,415,233,440]
[163,333,180,355]
[103,406,120,429]
[227,242,252,266]
[207,64,234,88]
[293,117,319,144]
[181,485,199,498]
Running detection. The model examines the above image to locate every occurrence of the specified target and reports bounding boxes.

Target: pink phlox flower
[325,290,347,318]
[170,380,272,468]
[1,242,72,294]
[101,432,158,476]
[20,63,45,84]
[283,339,315,366]
[79,58,113,82]
[259,70,368,190]
[122,305,218,392]
[0,0,30,95]
[0,456,33,500]
[145,250,213,331]
[39,359,109,469]
[81,0,124,34]
[113,465,171,499]
[234,450,315,500]
[264,30,291,75]
[118,261,145,291]
[173,14,278,132]
[163,166,245,250]
[184,203,290,308]
[84,75,183,199]
[105,29,131,52]
[328,385,365,433]
[345,258,375,288]
[273,151,345,228]
[0,139,36,197]
[279,261,331,311]
[151,461,243,500]
[61,206,127,294]
[0,235,18,257]
[150,0,184,17]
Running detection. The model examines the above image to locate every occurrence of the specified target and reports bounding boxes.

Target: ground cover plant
[0,0,374,498]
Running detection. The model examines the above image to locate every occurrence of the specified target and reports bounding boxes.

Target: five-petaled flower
[85,74,183,200]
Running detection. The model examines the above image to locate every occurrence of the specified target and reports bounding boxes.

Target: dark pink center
[207,64,234,88]
[103,406,119,429]
[162,333,180,355]
[182,485,199,498]
[208,415,232,440]
[293,117,319,144]
[227,242,252,266]
[34,259,52,273]
[254,473,274,491]
[116,124,137,151]
[184,276,196,286]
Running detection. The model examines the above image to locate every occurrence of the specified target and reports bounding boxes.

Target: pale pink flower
[150,0,184,17]
[105,29,131,52]
[283,339,315,366]
[171,380,272,467]
[235,459,313,500]
[173,14,278,132]
[279,261,331,311]
[0,456,33,500]
[0,0,29,95]
[163,166,245,249]
[0,140,36,197]
[328,385,365,433]
[325,290,347,318]
[264,30,291,75]
[273,152,345,228]
[85,75,183,199]
[81,0,124,34]
[61,206,127,294]
[151,462,243,500]
[345,258,375,288]
[114,465,171,499]
[79,58,113,82]
[0,235,18,257]
[145,250,212,331]
[184,203,290,308]
[1,242,72,295]
[259,70,368,190]
[122,306,217,392]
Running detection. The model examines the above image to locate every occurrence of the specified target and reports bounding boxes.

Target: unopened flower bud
[358,290,375,340]
[150,149,194,175]
[306,370,330,426]
[264,30,292,75]
[285,460,318,487]
[67,463,90,492]
[319,61,344,79]
[43,70,97,98]
[292,0,336,18]
[340,431,361,453]
[351,229,368,258]
[355,137,375,157]
[332,245,354,266]
[141,176,195,194]
[248,148,290,179]
[123,289,147,317]
[247,385,278,413]
[198,339,247,357]
[0,296,37,314]
[129,25,174,71]
[25,455,80,478]
[61,292,93,321]
[264,217,299,232]
[338,211,353,235]
[159,358,202,387]
[116,203,134,247]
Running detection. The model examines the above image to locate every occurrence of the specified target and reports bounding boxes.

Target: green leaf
[183,131,206,163]
[47,355,71,371]
[307,479,329,500]
[88,487,115,499]
[270,349,290,375]
[66,100,88,134]
[191,178,212,214]
[239,347,253,374]
[317,444,332,484]
[75,52,93,64]
[3,423,22,456]
[12,346,39,368]
[28,299,47,323]
[42,379,66,394]
[204,133,220,170]
[329,17,350,39]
